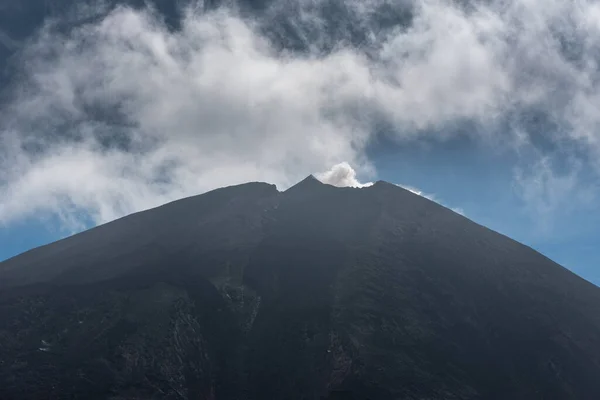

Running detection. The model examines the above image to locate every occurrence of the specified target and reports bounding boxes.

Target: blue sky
[371,138,600,285]
[0,0,599,285]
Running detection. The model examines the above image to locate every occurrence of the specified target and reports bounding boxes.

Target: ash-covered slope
[1,177,600,400]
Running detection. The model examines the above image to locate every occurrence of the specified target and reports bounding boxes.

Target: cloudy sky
[0,0,598,284]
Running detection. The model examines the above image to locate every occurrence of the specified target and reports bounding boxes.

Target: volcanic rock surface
[1,177,600,399]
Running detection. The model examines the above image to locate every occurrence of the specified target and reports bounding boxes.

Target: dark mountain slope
[0,181,278,287]
[1,177,600,399]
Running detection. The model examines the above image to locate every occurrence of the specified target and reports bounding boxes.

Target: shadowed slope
[1,177,600,399]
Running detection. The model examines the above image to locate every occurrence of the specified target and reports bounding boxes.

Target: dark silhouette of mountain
[2,177,600,399]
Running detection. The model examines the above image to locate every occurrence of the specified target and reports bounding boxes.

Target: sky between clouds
[0,0,599,236]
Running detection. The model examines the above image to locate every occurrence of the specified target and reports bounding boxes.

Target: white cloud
[513,156,597,232]
[398,184,437,202]
[1,7,372,226]
[451,207,465,216]
[0,0,599,229]
[396,183,465,215]
[315,162,373,188]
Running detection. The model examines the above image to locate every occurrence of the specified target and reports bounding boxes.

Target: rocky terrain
[1,177,600,399]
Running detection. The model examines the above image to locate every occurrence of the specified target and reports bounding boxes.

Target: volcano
[1,177,600,399]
